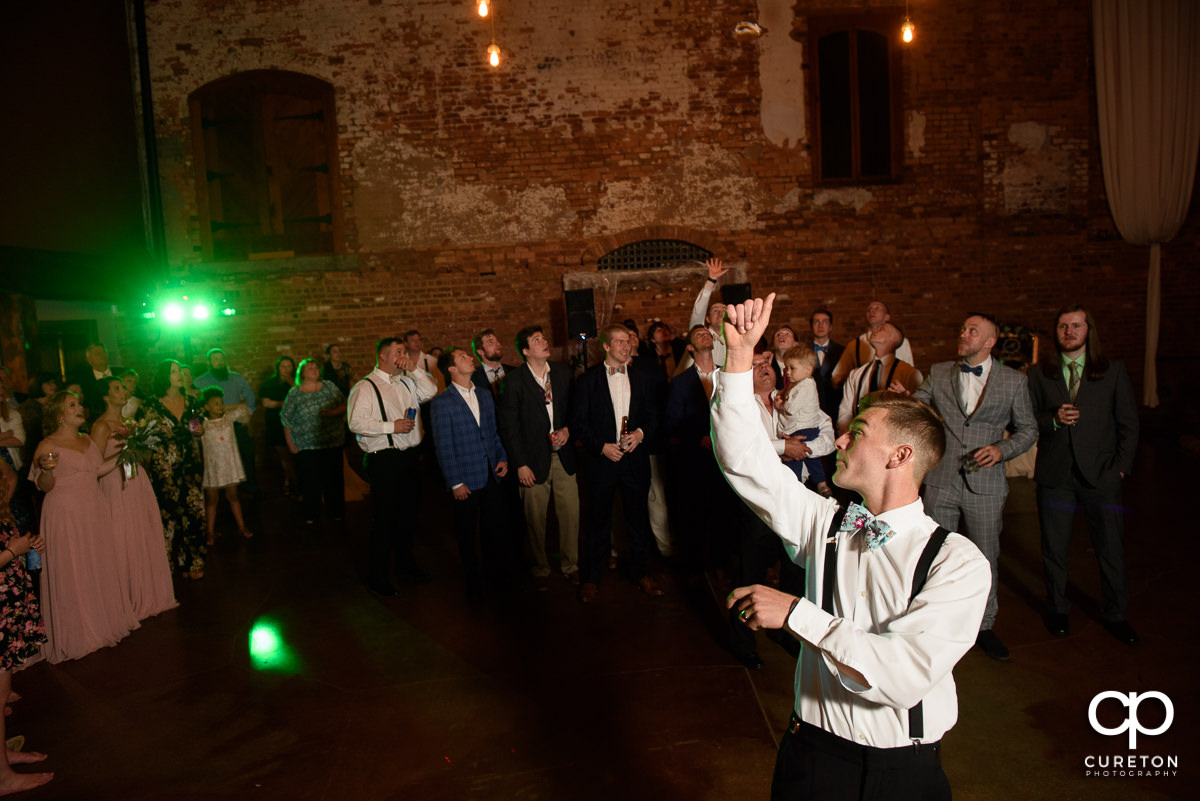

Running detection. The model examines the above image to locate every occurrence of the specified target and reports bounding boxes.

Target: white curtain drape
[1093,0,1200,407]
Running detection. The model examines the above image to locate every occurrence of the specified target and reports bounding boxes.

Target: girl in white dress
[199,386,253,544]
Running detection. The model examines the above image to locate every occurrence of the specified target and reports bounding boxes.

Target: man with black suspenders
[347,337,438,595]
[715,295,990,800]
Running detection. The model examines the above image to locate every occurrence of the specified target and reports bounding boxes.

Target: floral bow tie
[840,502,896,551]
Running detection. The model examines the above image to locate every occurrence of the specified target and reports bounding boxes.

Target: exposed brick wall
[121,0,1200,408]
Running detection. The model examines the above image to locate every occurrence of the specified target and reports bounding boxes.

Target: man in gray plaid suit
[912,314,1037,661]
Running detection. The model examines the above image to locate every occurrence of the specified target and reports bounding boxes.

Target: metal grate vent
[597,239,712,271]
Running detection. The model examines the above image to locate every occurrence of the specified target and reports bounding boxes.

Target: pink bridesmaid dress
[34,439,139,663]
[100,438,178,620]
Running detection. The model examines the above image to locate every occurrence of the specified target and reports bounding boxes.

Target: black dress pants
[582,457,653,585]
[364,447,420,585]
[450,473,512,592]
[772,719,949,801]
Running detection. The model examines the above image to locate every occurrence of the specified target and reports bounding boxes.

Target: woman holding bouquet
[139,360,208,580]
[90,377,176,620]
[30,391,138,663]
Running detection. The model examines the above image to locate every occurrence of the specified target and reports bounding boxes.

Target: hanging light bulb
[488,43,500,67]
[478,0,488,17]
[902,17,915,43]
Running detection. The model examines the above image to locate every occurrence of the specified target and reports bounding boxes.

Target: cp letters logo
[1088,691,1174,749]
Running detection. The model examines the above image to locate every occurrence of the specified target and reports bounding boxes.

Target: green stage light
[221,307,236,317]
[192,303,210,320]
[249,618,301,673]
[162,303,185,324]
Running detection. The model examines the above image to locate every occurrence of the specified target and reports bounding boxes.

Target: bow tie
[607,365,626,375]
[813,343,829,353]
[840,502,896,551]
[959,363,983,376]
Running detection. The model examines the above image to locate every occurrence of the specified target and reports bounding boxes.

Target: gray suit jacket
[913,358,1037,496]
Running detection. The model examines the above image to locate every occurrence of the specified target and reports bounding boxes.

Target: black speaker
[565,288,597,339]
[721,282,752,306]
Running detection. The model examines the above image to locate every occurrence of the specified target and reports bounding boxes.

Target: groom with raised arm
[713,294,990,800]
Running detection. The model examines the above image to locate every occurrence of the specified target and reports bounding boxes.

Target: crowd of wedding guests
[0,257,1140,792]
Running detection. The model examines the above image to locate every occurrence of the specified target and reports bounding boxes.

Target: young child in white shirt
[774,345,831,496]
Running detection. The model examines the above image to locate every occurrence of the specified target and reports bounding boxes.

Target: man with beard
[912,314,1037,661]
[470,329,517,399]
[195,347,259,496]
[1027,305,1139,644]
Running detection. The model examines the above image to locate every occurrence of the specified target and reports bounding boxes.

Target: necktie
[1067,363,1081,401]
[543,373,553,406]
[960,363,982,376]
[607,365,626,375]
[840,502,896,551]
[868,360,882,392]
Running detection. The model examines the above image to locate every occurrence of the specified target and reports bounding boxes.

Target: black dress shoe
[976,629,1010,661]
[1103,620,1140,645]
[366,582,400,597]
[1046,613,1069,637]
[735,651,765,670]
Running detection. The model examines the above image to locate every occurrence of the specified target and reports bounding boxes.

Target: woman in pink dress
[89,378,177,621]
[30,391,138,663]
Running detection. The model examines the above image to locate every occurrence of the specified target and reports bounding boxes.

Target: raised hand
[721,293,777,373]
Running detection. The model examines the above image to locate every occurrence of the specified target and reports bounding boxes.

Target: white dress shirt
[347,366,438,453]
[712,369,990,748]
[751,389,834,481]
[606,366,631,437]
[528,363,555,434]
[0,410,25,470]
[689,281,727,367]
[453,381,481,427]
[958,357,992,415]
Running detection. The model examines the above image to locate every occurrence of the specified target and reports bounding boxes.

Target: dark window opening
[598,239,713,271]
[809,12,904,183]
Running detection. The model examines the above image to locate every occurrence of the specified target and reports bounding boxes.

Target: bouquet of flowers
[114,417,162,485]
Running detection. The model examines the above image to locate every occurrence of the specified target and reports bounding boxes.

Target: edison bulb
[901,19,915,43]
[488,43,500,67]
[478,0,488,17]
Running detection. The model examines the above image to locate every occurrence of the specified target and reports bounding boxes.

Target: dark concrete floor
[10,434,1197,801]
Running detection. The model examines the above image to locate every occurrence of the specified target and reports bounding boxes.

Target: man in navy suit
[1028,305,1139,644]
[432,347,512,600]
[913,313,1037,661]
[572,323,663,603]
[808,308,845,422]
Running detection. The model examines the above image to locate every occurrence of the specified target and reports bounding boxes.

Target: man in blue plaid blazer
[912,313,1037,661]
[432,347,512,600]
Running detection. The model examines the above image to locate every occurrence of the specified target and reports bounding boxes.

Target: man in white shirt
[837,322,924,435]
[687,258,731,368]
[831,300,915,386]
[715,294,989,800]
[347,336,438,594]
[912,314,1037,661]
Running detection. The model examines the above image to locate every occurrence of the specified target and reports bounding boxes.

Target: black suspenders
[820,508,951,742]
[366,378,396,449]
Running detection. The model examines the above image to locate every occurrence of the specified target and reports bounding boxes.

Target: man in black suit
[497,326,580,590]
[646,321,687,381]
[572,323,663,602]
[666,325,733,571]
[1027,305,1139,644]
[808,308,845,422]
[470,329,518,399]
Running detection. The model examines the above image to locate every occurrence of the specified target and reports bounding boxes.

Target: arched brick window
[189,70,344,261]
[598,239,712,271]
